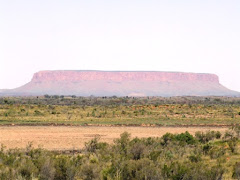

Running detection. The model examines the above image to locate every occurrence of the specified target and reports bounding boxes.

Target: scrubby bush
[39,158,55,180]
[0,131,239,179]
[195,130,222,143]
[228,137,238,153]
[233,162,240,179]
[85,136,100,153]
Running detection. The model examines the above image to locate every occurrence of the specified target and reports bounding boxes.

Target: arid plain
[0,126,228,150]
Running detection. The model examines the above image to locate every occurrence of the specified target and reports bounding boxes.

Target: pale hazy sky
[1,1,240,91]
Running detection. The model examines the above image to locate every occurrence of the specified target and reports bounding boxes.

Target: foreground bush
[0,130,239,179]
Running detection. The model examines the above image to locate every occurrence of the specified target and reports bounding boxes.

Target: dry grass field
[0,126,228,150]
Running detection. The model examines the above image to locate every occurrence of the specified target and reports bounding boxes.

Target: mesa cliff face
[5,70,240,96]
[31,71,219,83]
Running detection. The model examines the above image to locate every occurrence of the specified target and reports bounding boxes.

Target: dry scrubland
[0,96,240,179]
[1,127,240,179]
[0,96,240,126]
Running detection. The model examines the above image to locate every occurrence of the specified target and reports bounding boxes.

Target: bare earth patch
[0,126,228,150]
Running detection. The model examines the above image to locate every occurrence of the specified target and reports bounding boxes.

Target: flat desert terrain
[0,126,228,150]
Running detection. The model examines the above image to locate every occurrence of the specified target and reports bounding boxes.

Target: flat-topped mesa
[5,70,238,97]
[31,71,220,83]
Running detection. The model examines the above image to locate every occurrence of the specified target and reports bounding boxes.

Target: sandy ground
[0,126,228,150]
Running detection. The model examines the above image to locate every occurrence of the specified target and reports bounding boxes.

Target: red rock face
[32,71,219,83]
[7,70,239,97]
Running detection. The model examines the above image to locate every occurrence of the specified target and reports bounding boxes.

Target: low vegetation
[1,127,240,179]
[0,96,240,126]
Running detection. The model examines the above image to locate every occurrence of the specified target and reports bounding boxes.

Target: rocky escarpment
[4,70,240,96]
[31,71,219,82]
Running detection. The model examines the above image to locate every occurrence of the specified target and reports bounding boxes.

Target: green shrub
[175,131,196,145]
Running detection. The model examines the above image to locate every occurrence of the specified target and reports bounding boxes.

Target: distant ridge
[1,70,240,97]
